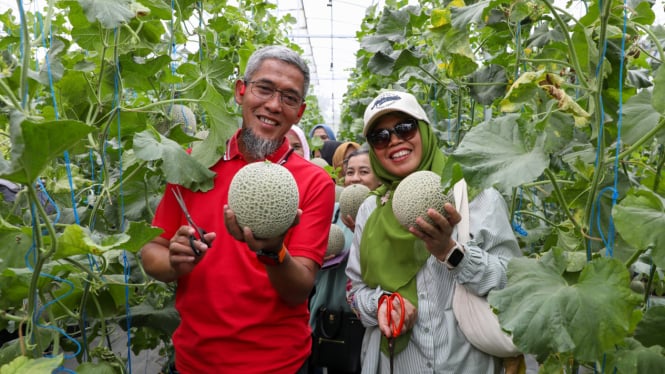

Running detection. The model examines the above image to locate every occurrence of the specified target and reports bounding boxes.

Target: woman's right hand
[341,213,356,232]
[377,295,418,338]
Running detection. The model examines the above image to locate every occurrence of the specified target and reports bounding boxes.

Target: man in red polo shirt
[140,45,335,373]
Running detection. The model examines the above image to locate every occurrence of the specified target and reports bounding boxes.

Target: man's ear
[234,80,245,104]
[297,103,306,118]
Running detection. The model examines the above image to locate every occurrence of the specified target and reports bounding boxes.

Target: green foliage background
[1,0,665,373]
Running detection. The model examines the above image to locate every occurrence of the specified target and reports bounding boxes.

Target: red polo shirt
[152,129,335,373]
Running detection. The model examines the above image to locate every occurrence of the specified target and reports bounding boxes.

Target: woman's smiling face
[369,113,422,178]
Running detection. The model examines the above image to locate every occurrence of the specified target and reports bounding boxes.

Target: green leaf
[0,119,94,185]
[620,89,665,145]
[121,221,163,254]
[606,338,665,374]
[450,114,548,193]
[0,354,63,374]
[652,65,665,114]
[634,305,665,347]
[367,50,399,76]
[448,53,478,77]
[190,86,238,168]
[374,7,412,44]
[119,301,180,335]
[78,0,138,29]
[55,224,126,259]
[133,129,215,192]
[468,65,508,105]
[489,256,641,362]
[450,1,489,30]
[0,216,31,271]
[614,187,665,269]
[631,1,656,26]
[499,70,544,112]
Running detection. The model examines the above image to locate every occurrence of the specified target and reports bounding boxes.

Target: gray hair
[243,45,310,98]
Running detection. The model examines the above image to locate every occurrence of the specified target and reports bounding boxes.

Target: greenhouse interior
[1,0,664,373]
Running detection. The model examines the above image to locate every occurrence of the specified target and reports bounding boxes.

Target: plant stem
[25,183,58,356]
[516,210,561,228]
[544,168,580,230]
[541,2,588,90]
[0,78,24,110]
[16,0,31,109]
[636,24,665,62]
[607,118,665,163]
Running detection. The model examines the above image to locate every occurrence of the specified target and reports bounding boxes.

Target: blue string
[512,187,528,236]
[36,179,60,224]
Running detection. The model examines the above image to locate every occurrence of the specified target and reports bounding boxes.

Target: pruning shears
[172,187,211,256]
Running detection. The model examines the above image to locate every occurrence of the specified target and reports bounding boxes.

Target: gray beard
[240,128,282,160]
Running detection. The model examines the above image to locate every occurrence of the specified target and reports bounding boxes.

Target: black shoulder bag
[311,306,365,372]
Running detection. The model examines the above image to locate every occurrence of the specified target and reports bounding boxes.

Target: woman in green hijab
[345,91,521,373]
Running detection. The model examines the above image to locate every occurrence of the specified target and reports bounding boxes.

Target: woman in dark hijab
[319,140,343,166]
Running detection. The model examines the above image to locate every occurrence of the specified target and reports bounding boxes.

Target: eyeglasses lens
[248,81,302,108]
[368,120,418,149]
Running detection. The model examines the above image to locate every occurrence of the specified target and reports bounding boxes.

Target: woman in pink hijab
[286,125,310,160]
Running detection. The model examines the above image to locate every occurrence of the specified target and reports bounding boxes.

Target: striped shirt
[345,188,521,374]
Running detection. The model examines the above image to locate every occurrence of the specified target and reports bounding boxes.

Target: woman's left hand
[409,203,461,261]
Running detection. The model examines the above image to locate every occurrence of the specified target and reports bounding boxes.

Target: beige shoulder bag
[452,179,521,358]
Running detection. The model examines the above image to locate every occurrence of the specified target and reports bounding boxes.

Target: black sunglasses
[367,119,419,150]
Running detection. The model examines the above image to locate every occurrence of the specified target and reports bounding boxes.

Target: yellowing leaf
[449,0,466,8]
[430,9,450,28]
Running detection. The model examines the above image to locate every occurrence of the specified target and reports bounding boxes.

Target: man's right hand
[168,225,215,275]
[141,226,216,283]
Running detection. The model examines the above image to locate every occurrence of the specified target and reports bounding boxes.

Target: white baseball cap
[363,90,430,136]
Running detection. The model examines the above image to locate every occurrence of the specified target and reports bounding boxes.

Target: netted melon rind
[392,170,454,229]
[325,224,346,257]
[228,162,299,239]
[339,184,371,220]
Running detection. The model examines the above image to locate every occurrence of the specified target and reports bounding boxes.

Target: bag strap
[453,179,470,243]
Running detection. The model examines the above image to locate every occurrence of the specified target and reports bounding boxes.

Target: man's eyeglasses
[246,81,303,108]
[367,119,419,150]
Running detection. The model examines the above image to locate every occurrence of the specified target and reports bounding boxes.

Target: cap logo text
[371,94,402,110]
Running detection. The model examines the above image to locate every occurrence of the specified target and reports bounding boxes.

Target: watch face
[447,248,465,267]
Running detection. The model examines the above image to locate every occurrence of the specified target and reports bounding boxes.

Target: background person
[287,125,310,160]
[332,141,361,183]
[140,45,335,374]
[345,90,521,373]
[309,123,336,142]
[309,147,381,374]
[317,140,342,168]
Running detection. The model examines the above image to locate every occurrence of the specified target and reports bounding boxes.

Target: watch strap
[444,242,465,269]
[256,244,287,266]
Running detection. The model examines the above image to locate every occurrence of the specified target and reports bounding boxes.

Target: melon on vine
[169,104,197,135]
[339,184,371,220]
[392,170,454,229]
[228,161,299,239]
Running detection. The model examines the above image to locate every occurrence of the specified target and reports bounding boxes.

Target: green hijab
[360,120,446,355]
